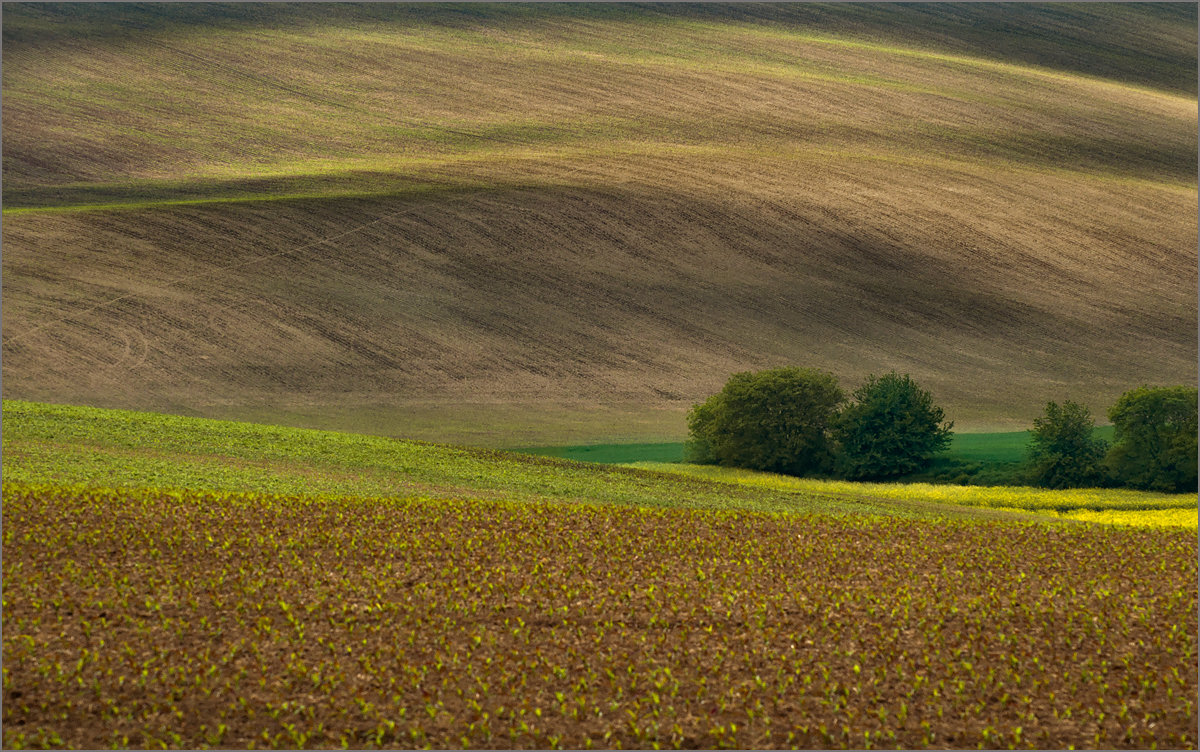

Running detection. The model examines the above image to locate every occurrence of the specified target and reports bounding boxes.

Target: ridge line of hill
[5,142,1195,215]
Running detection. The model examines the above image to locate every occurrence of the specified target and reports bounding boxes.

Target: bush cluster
[1027,400,1109,489]
[1030,387,1197,492]
[686,368,952,482]
[687,369,1198,492]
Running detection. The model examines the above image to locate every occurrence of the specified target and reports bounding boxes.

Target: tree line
[686,368,1197,492]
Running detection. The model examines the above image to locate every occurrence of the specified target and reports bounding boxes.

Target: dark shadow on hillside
[4,2,1195,95]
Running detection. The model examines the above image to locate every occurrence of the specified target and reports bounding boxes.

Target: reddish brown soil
[3,486,1196,749]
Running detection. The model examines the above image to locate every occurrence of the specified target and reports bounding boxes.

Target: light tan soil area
[3,5,1195,442]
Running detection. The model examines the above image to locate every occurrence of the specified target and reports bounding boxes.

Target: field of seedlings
[3,483,1197,749]
[0,400,1054,525]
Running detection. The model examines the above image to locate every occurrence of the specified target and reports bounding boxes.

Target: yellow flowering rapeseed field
[631,464,1198,528]
[1031,508,1198,528]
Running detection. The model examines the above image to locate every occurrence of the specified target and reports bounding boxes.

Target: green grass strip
[2,400,1058,524]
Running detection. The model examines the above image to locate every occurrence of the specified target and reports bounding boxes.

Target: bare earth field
[3,484,1195,749]
[2,4,1196,443]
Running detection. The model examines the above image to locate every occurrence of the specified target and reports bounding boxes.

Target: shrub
[1027,400,1109,488]
[685,368,844,476]
[1106,386,1198,492]
[684,394,721,465]
[834,372,953,480]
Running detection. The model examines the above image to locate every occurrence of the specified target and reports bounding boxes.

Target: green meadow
[0,400,1063,524]
[4,400,1191,529]
[516,427,1118,469]
[516,442,688,464]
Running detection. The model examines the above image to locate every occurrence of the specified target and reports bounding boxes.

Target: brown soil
[2,7,1195,441]
[3,485,1196,749]
[3,173,1194,438]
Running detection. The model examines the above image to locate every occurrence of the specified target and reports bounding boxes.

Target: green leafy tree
[685,367,844,476]
[1106,385,1198,492]
[834,372,953,480]
[684,393,722,465]
[1027,400,1108,488]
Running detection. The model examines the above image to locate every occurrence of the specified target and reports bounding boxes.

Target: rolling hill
[3,3,1196,445]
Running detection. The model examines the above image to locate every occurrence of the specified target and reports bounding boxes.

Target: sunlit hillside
[3,3,1195,444]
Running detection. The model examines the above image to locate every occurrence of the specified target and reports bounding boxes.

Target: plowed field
[3,484,1195,749]
[3,5,1196,442]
